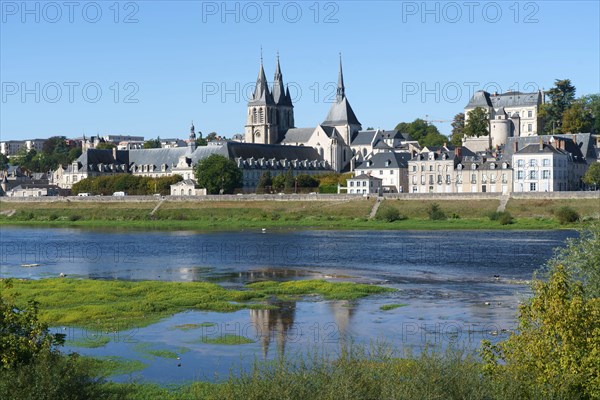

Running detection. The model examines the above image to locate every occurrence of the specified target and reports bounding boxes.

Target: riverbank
[1,197,598,230]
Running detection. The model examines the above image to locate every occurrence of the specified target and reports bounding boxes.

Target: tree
[283,168,295,193]
[95,142,116,150]
[256,171,272,194]
[562,98,594,133]
[194,154,242,194]
[583,163,600,188]
[394,119,447,147]
[463,107,489,138]
[272,174,285,192]
[0,281,65,369]
[143,138,161,149]
[206,132,218,142]
[0,153,8,169]
[449,113,465,146]
[541,79,576,134]
[295,174,319,188]
[482,223,600,398]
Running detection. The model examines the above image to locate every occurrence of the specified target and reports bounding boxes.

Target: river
[0,227,575,383]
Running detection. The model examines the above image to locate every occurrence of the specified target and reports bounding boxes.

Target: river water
[0,227,575,383]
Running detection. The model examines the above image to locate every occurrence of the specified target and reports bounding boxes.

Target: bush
[379,207,405,222]
[319,184,338,194]
[555,206,579,224]
[428,203,447,220]
[499,212,514,225]
[69,215,82,221]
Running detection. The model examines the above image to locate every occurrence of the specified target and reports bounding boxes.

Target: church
[244,55,363,172]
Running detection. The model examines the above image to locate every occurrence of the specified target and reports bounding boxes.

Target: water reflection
[250,300,296,358]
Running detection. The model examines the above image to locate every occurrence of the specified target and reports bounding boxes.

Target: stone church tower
[245,55,295,144]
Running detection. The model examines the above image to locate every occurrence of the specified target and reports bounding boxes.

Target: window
[542,158,550,167]
[502,173,507,183]
[528,110,532,118]
[517,171,524,180]
[421,165,425,172]
[350,181,354,187]
[429,175,434,184]
[457,174,463,184]
[412,165,416,172]
[446,175,451,184]
[528,124,533,132]
[412,176,417,184]
[529,170,537,179]
[412,186,418,193]
[429,165,433,171]
[542,170,550,179]
[471,174,477,184]
[530,182,537,191]
[421,175,426,185]
[529,159,536,167]
[490,174,496,183]
[362,181,367,187]
[390,170,393,175]
[437,175,442,184]
[517,159,524,167]
[482,174,487,183]
[379,170,383,175]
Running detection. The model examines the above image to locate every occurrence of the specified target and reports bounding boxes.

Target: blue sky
[1,0,599,140]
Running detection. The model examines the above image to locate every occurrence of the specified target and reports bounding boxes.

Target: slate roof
[351,130,377,145]
[323,96,361,126]
[490,91,542,108]
[355,152,412,170]
[280,128,315,144]
[504,133,593,163]
[350,174,382,181]
[225,142,323,161]
[466,90,493,108]
[249,62,275,106]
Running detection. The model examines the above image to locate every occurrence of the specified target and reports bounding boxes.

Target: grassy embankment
[2,278,394,331]
[1,198,598,230]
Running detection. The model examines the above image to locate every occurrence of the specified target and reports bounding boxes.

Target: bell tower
[245,53,278,144]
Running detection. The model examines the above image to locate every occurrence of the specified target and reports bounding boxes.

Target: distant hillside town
[1,58,599,197]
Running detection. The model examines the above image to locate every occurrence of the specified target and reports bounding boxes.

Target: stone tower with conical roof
[245,54,279,145]
[245,53,295,144]
[322,55,362,145]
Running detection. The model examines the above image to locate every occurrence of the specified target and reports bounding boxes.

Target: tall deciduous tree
[463,107,489,138]
[583,163,600,189]
[450,113,465,146]
[256,171,272,194]
[143,138,161,149]
[394,119,447,147]
[541,79,576,134]
[194,154,242,194]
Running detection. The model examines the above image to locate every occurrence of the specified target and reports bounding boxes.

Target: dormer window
[490,163,496,170]
[502,163,508,169]
[457,164,463,170]
[471,164,477,170]
[385,160,391,167]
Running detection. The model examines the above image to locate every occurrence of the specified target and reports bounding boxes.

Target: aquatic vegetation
[79,356,148,377]
[199,334,255,345]
[170,322,215,331]
[379,303,408,311]
[2,278,393,330]
[66,335,111,348]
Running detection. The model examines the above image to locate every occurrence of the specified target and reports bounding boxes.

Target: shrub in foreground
[428,203,447,220]
[555,206,580,224]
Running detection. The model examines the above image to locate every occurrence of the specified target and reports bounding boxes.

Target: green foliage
[481,266,600,399]
[0,153,9,169]
[256,171,272,194]
[555,206,580,224]
[394,119,447,147]
[319,184,338,194]
[72,175,182,195]
[194,154,242,194]
[272,174,285,192]
[544,223,600,298]
[295,174,320,188]
[283,168,295,192]
[541,79,577,134]
[583,162,600,187]
[143,138,161,149]
[427,203,447,220]
[199,334,255,345]
[450,112,465,146]
[378,206,406,222]
[489,211,514,225]
[562,97,594,133]
[0,284,65,369]
[95,142,116,150]
[464,107,489,138]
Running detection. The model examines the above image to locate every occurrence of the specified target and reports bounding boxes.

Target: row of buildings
[2,56,599,197]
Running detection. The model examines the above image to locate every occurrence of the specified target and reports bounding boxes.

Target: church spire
[337,53,345,102]
[272,52,288,106]
[251,52,274,105]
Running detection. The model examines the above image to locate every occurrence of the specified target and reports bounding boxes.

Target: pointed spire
[272,52,290,106]
[251,52,274,105]
[337,53,345,102]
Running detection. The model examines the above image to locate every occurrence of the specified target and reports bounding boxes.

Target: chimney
[112,147,117,160]
[539,137,544,151]
[454,146,462,158]
[514,140,519,153]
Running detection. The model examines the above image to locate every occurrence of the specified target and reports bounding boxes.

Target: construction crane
[424,115,452,125]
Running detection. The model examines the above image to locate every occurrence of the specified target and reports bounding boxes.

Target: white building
[346,174,382,195]
[170,179,207,196]
[355,151,411,193]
